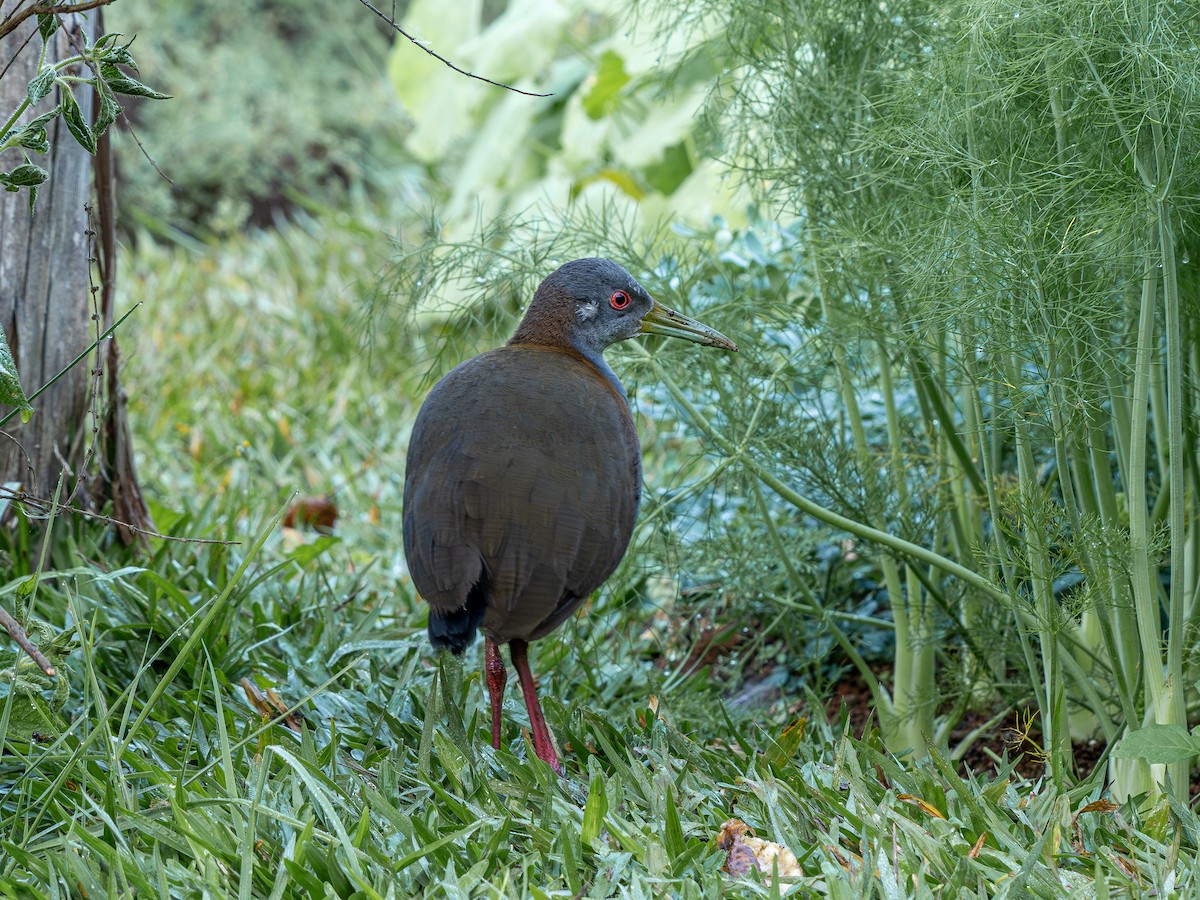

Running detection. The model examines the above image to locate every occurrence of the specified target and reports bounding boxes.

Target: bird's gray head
[510,258,653,356]
[509,257,737,358]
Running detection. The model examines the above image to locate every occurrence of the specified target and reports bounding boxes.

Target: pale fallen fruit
[717,819,801,879]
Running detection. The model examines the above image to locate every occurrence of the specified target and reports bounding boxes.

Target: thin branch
[0,0,113,41]
[0,486,240,544]
[0,302,139,431]
[0,604,56,676]
[355,0,552,98]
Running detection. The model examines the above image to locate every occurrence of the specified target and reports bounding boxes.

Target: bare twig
[116,115,173,186]
[0,0,113,41]
[0,486,241,545]
[354,0,552,98]
[0,604,56,676]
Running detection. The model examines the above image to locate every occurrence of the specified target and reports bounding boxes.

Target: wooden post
[0,15,96,499]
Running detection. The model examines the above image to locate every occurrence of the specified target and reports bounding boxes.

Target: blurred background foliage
[107,0,409,236]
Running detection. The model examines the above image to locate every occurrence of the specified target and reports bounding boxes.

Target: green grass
[0,200,1195,897]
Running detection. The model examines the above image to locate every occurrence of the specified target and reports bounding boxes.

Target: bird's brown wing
[403,347,641,645]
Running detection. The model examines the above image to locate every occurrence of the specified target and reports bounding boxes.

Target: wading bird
[403,258,736,771]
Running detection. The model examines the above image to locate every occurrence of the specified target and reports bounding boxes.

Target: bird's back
[403,345,641,649]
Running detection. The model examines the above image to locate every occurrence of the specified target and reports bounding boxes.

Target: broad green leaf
[582,50,630,120]
[0,688,59,739]
[61,88,96,154]
[0,163,49,190]
[1144,797,1170,843]
[1112,724,1200,764]
[94,81,121,135]
[0,328,31,422]
[431,727,467,787]
[26,68,55,105]
[100,63,170,100]
[663,787,685,859]
[765,716,807,768]
[16,124,51,154]
[643,141,693,195]
[99,38,137,69]
[4,106,60,149]
[25,106,63,130]
[559,826,581,895]
[581,773,608,848]
[37,13,60,42]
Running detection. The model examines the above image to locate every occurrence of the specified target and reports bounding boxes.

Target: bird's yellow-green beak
[639,300,738,352]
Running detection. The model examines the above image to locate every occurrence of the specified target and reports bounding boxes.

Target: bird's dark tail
[427,571,489,654]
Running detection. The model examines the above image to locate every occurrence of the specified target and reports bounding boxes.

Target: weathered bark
[0,12,150,542]
[0,16,95,499]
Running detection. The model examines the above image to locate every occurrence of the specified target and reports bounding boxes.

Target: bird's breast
[403,345,643,641]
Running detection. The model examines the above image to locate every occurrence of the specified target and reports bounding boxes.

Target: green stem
[1127,238,1170,721]
[752,479,886,706]
[1157,191,1188,787]
[633,346,1011,605]
[0,97,32,148]
[0,54,87,147]
[0,303,141,429]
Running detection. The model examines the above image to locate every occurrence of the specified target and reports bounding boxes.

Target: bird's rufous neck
[509,293,576,350]
[505,340,630,407]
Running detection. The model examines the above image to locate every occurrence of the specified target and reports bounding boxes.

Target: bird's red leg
[509,639,562,773]
[484,636,506,750]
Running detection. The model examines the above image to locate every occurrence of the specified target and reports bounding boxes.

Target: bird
[402,257,737,772]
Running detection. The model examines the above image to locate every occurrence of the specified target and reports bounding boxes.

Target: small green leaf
[581,773,608,847]
[352,804,370,850]
[37,13,60,42]
[16,575,38,599]
[14,125,50,154]
[643,142,693,195]
[1144,797,1170,843]
[98,36,137,69]
[0,686,68,740]
[559,827,581,895]
[0,163,50,190]
[100,63,170,100]
[93,81,121,135]
[581,50,630,120]
[663,787,685,859]
[431,728,467,787]
[18,106,63,134]
[1112,724,1200,764]
[26,68,56,105]
[765,716,807,768]
[285,534,340,567]
[61,88,96,154]
[0,318,32,423]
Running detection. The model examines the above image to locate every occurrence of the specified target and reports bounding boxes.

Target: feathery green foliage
[652,0,1200,798]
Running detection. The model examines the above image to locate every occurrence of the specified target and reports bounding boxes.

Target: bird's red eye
[610,290,631,310]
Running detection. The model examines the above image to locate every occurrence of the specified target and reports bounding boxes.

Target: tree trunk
[0,12,149,541]
[0,16,94,498]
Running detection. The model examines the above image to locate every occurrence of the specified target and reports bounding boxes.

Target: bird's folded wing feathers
[403,348,641,636]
